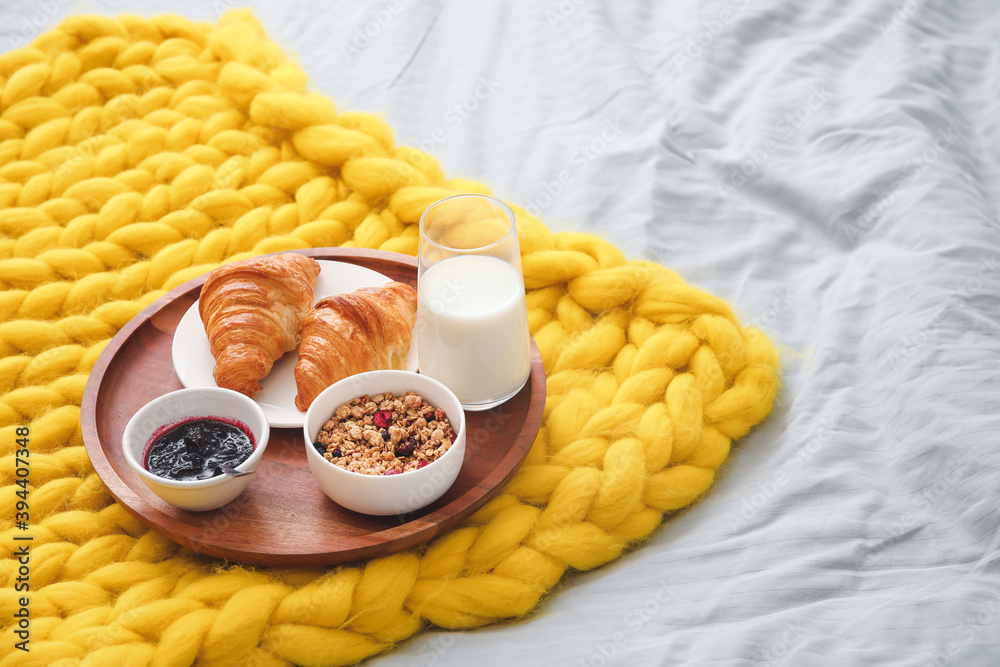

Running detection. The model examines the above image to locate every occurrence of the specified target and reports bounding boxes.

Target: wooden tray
[81,248,545,567]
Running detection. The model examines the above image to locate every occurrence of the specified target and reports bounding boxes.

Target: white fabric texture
[3,0,999,664]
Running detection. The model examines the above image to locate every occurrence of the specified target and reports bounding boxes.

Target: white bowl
[302,370,467,516]
[122,387,270,512]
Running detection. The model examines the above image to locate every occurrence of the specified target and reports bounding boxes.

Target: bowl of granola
[302,370,467,515]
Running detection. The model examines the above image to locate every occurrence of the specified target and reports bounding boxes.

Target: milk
[418,255,530,407]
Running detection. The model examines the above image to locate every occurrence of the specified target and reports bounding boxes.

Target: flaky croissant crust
[294,281,417,411]
[199,253,321,398]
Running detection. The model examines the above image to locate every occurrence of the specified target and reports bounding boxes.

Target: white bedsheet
[5,0,999,664]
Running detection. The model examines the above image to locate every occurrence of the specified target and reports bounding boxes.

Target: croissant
[294,281,417,411]
[199,253,321,398]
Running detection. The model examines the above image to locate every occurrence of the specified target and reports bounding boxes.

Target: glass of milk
[417,194,531,411]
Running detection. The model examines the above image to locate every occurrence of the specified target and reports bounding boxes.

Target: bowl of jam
[122,387,270,511]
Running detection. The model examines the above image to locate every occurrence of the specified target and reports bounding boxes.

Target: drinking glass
[417,194,530,411]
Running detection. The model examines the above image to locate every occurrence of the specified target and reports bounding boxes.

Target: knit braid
[0,10,779,666]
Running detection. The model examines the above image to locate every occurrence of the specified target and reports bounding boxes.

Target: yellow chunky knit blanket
[0,10,779,666]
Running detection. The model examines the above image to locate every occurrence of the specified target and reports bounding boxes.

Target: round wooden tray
[80,248,545,567]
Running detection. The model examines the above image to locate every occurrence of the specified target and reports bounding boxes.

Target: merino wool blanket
[0,10,778,666]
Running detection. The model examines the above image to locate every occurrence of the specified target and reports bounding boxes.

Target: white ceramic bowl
[303,370,467,516]
[122,387,270,512]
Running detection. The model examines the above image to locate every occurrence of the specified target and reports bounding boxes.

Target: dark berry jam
[143,417,255,482]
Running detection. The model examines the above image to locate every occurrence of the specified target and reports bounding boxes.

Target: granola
[312,391,457,475]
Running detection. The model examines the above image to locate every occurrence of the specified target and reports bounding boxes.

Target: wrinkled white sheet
[5,0,1000,664]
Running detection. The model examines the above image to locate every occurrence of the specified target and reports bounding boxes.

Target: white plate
[171,260,418,428]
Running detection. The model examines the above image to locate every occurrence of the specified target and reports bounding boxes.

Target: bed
[3,0,997,664]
